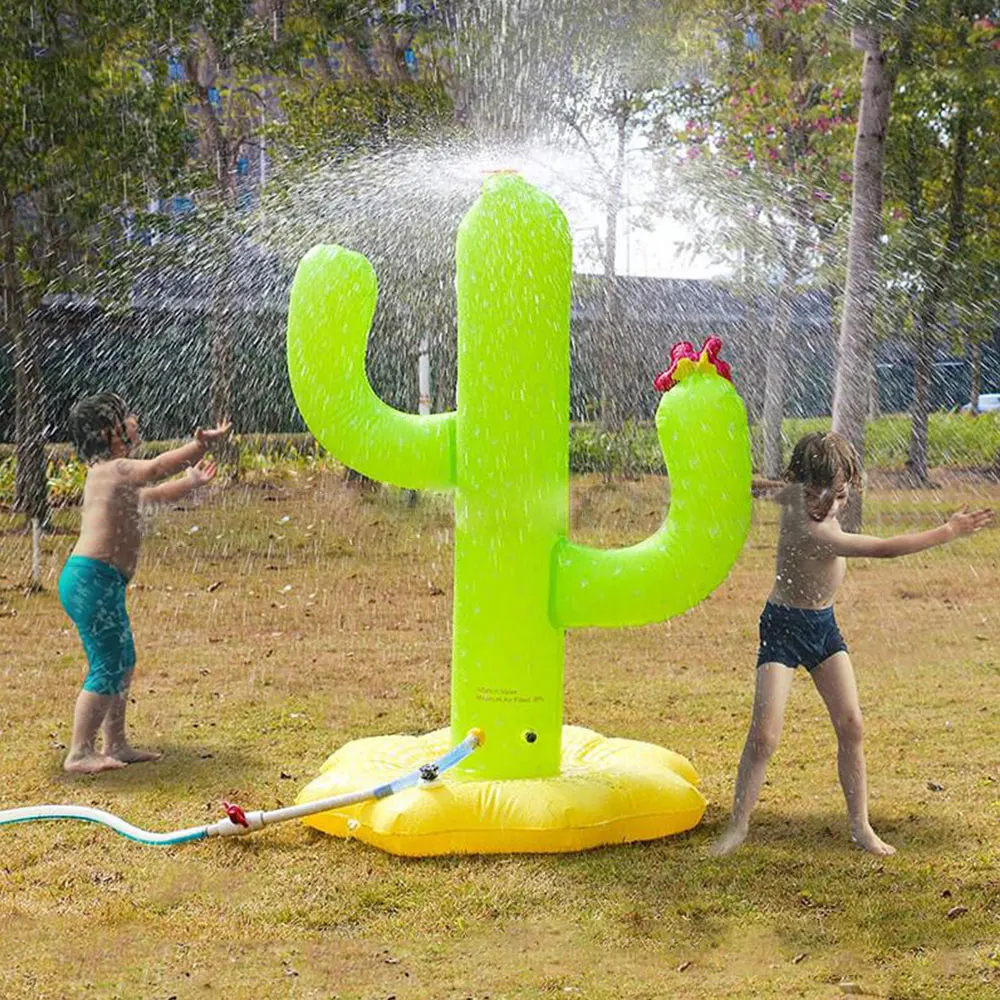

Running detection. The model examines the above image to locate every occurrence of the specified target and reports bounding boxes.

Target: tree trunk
[868,364,880,419]
[761,276,795,478]
[375,22,413,82]
[831,26,895,530]
[2,187,49,528]
[907,322,934,484]
[829,280,842,393]
[209,242,240,475]
[740,289,766,430]
[968,337,981,413]
[209,311,234,426]
[599,100,627,434]
[187,31,240,475]
[343,35,376,81]
[186,30,231,192]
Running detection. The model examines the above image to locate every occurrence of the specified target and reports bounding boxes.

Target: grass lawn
[1,470,998,999]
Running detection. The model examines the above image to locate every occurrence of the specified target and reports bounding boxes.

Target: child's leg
[60,558,129,774]
[711,662,795,855]
[101,673,161,763]
[65,690,126,773]
[810,651,895,856]
[100,603,160,763]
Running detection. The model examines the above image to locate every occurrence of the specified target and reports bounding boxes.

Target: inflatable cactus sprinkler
[287,173,752,855]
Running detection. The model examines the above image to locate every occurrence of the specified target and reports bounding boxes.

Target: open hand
[196,420,233,446]
[187,459,218,488]
[948,505,994,537]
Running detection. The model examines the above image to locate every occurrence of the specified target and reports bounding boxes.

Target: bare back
[769,484,847,609]
[72,460,143,579]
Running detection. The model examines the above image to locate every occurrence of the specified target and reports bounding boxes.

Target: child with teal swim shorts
[60,392,231,774]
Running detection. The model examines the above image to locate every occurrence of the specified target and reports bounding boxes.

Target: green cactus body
[450,176,572,777]
[287,173,752,785]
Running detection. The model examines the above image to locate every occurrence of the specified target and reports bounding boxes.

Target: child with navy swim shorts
[59,392,231,774]
[713,432,992,857]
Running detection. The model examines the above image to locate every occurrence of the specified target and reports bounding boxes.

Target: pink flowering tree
[656,0,856,475]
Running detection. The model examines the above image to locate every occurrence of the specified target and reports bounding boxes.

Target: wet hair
[68,392,130,462]
[784,432,862,519]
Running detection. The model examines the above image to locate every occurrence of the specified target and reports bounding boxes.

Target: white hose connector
[205,811,266,838]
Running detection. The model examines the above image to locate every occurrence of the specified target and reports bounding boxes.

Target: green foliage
[782,410,1000,469]
[235,434,341,479]
[4,415,997,509]
[0,458,12,506]
[46,457,88,505]
[0,1,190,301]
[569,413,1000,477]
[882,5,1000,345]
[658,0,857,282]
[273,78,454,166]
[0,455,86,507]
[568,423,665,477]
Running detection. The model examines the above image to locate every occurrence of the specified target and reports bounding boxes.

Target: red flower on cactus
[654,337,733,393]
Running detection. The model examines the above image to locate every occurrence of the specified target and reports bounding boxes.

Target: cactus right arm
[287,245,456,491]
[551,372,752,629]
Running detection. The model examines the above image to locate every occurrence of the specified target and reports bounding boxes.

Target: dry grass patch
[1,472,999,999]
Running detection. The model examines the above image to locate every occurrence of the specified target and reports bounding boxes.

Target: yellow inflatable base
[296,725,705,856]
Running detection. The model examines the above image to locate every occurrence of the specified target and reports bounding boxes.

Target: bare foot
[64,751,128,774]
[106,744,162,764]
[710,823,749,856]
[851,825,896,856]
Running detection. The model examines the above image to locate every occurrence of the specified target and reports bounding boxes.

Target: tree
[447,1,702,431]
[255,2,459,486]
[563,87,664,431]
[661,0,856,475]
[0,0,189,529]
[273,1,455,165]
[829,2,919,527]
[149,1,295,469]
[962,260,1000,413]
[881,8,1000,483]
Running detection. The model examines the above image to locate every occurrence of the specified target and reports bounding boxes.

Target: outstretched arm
[551,366,752,629]
[812,506,993,558]
[116,423,231,487]
[140,460,218,506]
[287,246,456,492]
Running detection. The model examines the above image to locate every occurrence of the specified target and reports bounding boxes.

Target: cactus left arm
[551,373,752,629]
[287,245,456,492]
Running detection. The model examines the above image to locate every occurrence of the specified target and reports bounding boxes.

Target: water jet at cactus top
[287,171,753,856]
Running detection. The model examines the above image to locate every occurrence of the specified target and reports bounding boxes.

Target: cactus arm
[551,371,752,629]
[287,244,456,491]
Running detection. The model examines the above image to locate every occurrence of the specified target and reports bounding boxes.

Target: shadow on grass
[48,741,258,790]
[361,803,965,873]
[693,805,966,852]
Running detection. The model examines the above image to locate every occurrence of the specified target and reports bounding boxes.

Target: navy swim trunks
[756,601,848,672]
